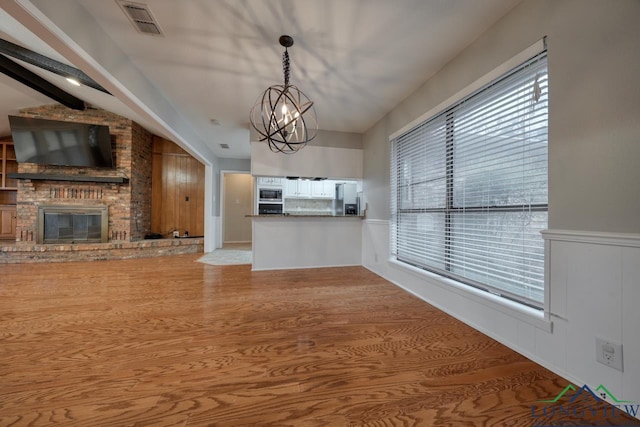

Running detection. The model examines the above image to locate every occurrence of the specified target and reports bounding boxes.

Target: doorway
[220,171,253,249]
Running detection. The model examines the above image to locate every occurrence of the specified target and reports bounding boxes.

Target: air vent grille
[118,1,164,36]
[220,144,230,149]
[135,21,162,35]
[123,4,152,21]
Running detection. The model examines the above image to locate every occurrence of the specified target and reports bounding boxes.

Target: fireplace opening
[37,206,108,244]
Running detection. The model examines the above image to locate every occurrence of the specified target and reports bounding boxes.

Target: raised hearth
[0,237,204,264]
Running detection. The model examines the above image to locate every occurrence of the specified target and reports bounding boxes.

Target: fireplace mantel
[8,173,129,184]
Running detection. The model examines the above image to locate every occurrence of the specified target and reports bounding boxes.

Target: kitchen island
[248,214,364,271]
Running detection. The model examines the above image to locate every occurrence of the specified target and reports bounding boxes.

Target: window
[390,49,548,308]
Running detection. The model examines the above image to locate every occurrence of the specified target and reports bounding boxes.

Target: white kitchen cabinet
[257,177,284,187]
[311,180,335,199]
[284,179,296,197]
[285,179,311,198]
[298,180,311,197]
[310,181,324,198]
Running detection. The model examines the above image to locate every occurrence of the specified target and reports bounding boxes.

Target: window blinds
[391,51,548,307]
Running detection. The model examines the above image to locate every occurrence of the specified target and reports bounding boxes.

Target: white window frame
[389,39,550,319]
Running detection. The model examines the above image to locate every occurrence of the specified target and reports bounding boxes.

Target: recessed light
[66,77,81,86]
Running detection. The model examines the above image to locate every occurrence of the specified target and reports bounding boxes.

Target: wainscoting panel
[562,241,623,391]
[622,247,640,407]
[362,220,640,409]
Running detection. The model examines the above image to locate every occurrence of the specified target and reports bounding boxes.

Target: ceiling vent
[220,144,230,149]
[117,1,164,36]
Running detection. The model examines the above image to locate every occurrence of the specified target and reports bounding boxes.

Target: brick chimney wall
[14,104,153,242]
[130,121,153,240]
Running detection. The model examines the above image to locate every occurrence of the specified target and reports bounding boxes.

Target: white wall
[361,0,640,407]
[252,217,362,271]
[204,164,216,252]
[251,129,363,179]
[250,128,363,149]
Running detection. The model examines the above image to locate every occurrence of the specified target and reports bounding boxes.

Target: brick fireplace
[14,104,152,243]
[1,104,203,263]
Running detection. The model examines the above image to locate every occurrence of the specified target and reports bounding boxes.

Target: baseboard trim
[362,219,389,225]
[251,263,361,272]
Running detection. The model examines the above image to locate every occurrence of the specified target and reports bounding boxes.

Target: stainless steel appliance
[258,188,283,203]
[256,178,284,214]
[258,203,283,215]
[334,183,358,216]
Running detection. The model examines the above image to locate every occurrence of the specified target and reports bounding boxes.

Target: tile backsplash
[284,199,332,215]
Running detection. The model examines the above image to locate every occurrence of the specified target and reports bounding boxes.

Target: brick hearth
[0,238,204,264]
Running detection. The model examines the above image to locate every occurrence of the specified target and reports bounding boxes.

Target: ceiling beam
[0,38,111,94]
[0,53,86,111]
[1,0,217,165]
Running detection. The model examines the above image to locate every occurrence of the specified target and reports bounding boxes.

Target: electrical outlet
[596,337,623,372]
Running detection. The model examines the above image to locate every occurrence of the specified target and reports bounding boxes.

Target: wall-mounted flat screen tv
[8,115,114,168]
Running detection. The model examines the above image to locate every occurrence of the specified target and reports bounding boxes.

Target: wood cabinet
[0,139,17,239]
[0,205,16,240]
[151,137,205,237]
[0,140,17,189]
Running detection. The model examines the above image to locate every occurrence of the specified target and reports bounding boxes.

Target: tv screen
[8,115,114,168]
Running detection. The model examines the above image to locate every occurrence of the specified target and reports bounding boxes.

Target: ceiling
[1,0,522,160]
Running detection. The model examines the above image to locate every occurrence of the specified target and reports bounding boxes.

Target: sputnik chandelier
[250,35,317,154]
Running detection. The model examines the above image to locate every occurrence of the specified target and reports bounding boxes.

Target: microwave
[259,188,282,202]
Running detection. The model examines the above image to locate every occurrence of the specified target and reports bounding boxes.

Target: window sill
[388,257,553,333]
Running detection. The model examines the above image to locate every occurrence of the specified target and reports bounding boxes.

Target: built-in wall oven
[258,203,283,215]
[256,177,284,214]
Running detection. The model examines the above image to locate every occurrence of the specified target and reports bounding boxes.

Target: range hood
[286,176,327,181]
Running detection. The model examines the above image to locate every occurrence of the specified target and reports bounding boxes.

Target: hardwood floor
[0,255,636,426]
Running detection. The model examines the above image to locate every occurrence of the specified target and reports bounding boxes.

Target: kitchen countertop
[246,214,365,219]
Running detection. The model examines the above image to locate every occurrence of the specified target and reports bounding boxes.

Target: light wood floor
[0,255,634,426]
